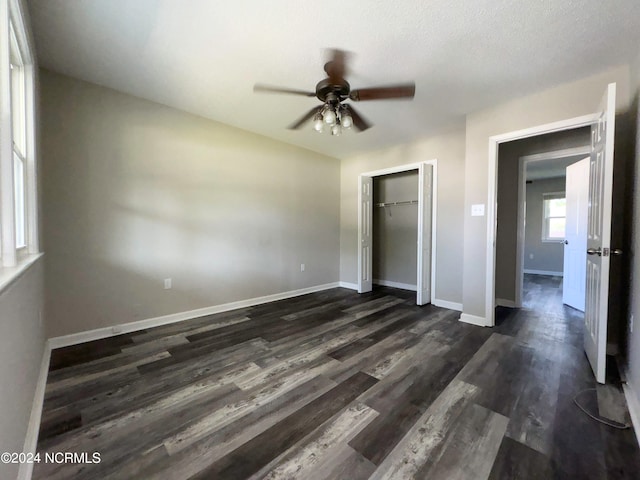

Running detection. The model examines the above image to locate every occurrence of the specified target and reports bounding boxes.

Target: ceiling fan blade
[288,106,321,130]
[324,49,348,83]
[349,83,416,101]
[345,105,372,131]
[254,84,316,97]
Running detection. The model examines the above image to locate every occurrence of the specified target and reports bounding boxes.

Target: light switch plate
[471,204,485,217]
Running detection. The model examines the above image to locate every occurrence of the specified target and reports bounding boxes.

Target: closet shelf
[375,200,418,207]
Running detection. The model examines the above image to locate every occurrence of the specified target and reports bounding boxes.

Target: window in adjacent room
[542,192,566,242]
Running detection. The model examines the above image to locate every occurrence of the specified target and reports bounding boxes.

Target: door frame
[357,160,438,305]
[486,114,598,326]
[513,145,591,308]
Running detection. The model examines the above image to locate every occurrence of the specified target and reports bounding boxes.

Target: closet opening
[357,161,437,306]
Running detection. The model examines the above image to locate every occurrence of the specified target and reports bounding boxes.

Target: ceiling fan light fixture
[313,113,324,132]
[341,110,353,129]
[323,106,337,125]
[254,49,415,135]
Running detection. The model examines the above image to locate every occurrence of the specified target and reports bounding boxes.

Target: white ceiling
[27,0,640,160]
[526,155,588,181]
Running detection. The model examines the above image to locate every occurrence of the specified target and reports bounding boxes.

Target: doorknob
[611,248,623,256]
[564,240,569,245]
[587,248,602,256]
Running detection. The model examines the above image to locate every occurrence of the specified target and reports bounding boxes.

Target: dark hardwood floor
[34,279,640,479]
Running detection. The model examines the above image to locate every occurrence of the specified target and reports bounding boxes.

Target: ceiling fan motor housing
[315,78,350,103]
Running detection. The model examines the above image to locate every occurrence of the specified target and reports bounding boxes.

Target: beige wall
[373,171,418,287]
[340,125,466,305]
[0,260,45,480]
[626,52,640,419]
[40,70,341,337]
[462,65,631,319]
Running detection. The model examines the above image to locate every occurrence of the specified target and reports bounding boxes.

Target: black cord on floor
[573,388,631,430]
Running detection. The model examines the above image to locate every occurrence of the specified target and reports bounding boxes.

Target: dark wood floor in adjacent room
[34,276,640,479]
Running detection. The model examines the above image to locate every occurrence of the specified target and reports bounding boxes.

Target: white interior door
[416,164,433,305]
[358,175,373,293]
[584,83,616,384]
[562,157,589,311]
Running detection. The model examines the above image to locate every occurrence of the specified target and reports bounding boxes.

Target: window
[542,192,566,242]
[0,0,38,269]
[11,31,27,249]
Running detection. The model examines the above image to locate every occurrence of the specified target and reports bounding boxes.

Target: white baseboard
[523,269,563,277]
[496,298,517,308]
[338,281,358,291]
[622,377,640,447]
[433,299,463,311]
[17,341,51,480]
[459,313,488,327]
[372,279,417,291]
[49,282,341,349]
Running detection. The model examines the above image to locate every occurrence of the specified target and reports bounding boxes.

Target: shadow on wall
[617,107,637,360]
[42,72,340,338]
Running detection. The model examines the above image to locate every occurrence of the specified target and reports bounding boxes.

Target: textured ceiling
[27,0,640,160]
[526,155,588,181]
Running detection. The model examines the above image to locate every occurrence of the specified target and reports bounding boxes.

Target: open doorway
[488,83,619,385]
[494,127,591,314]
[515,147,591,314]
[519,154,590,315]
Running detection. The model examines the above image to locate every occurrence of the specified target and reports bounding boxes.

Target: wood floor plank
[136,336,270,374]
[79,357,262,425]
[256,309,414,369]
[416,403,509,480]
[311,446,377,480]
[112,375,337,480]
[48,334,138,371]
[327,309,417,361]
[251,402,378,480]
[162,356,342,455]
[348,400,422,466]
[34,280,640,479]
[189,372,378,480]
[327,329,423,384]
[549,372,607,479]
[368,379,480,479]
[34,382,243,479]
[127,310,252,343]
[488,436,554,480]
[597,382,632,425]
[350,354,466,465]
[42,368,142,412]
[45,351,170,394]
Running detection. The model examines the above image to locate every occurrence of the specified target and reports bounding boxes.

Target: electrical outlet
[300,264,305,272]
[529,254,534,260]
[164,278,172,289]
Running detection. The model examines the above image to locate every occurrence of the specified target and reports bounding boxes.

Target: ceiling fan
[253,49,415,135]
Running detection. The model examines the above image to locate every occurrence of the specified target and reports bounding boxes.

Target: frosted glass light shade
[323,109,337,125]
[341,113,353,128]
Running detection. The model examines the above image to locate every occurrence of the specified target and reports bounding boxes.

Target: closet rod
[375,200,419,207]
